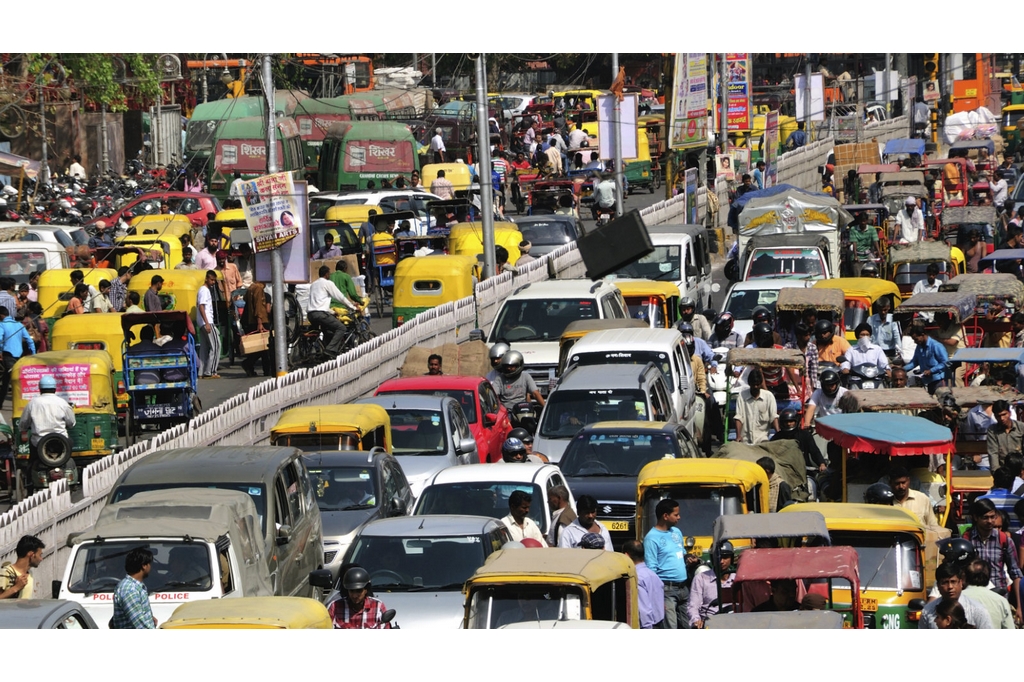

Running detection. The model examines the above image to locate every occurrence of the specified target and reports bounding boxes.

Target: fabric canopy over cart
[0,150,41,179]
[814,413,953,457]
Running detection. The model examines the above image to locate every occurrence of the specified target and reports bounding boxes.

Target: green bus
[207,116,308,199]
[318,120,420,192]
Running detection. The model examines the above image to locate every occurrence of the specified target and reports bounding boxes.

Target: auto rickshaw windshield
[643,485,744,538]
[829,531,923,592]
[274,433,361,452]
[468,585,585,629]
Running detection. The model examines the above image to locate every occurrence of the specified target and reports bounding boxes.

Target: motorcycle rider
[748,322,790,401]
[502,436,545,464]
[485,342,510,386]
[678,322,716,375]
[770,408,827,472]
[708,313,744,349]
[743,307,782,347]
[590,171,618,222]
[803,368,847,429]
[493,350,545,416]
[841,323,890,383]
[507,428,548,462]
[678,297,711,341]
[814,318,851,365]
[680,322,722,454]
[328,567,394,629]
[688,541,735,628]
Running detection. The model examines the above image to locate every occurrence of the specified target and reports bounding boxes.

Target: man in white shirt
[307,265,360,356]
[228,172,245,198]
[567,124,589,150]
[19,375,75,456]
[895,196,924,244]
[196,270,220,378]
[68,155,87,181]
[913,263,942,295]
[501,490,546,545]
[991,169,1009,212]
[429,128,446,164]
[584,151,603,170]
[842,323,890,377]
[733,368,778,445]
[558,495,613,550]
[591,172,617,220]
[803,369,847,428]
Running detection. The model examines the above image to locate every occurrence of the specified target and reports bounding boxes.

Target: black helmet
[779,408,799,430]
[820,368,840,395]
[814,319,834,339]
[860,262,879,277]
[500,350,524,380]
[718,540,735,557]
[489,342,510,365]
[753,322,774,348]
[502,437,527,462]
[863,482,895,505]
[342,566,371,590]
[938,538,977,567]
[508,427,533,444]
[751,305,773,326]
[679,296,696,320]
[714,312,734,337]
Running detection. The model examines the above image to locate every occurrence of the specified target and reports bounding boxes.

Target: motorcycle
[509,400,541,434]
[595,206,615,227]
[845,362,886,390]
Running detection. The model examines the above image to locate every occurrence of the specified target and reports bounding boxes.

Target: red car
[89,192,222,228]
[375,375,512,463]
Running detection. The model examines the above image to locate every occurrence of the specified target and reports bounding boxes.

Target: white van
[562,327,698,439]
[58,489,273,628]
[0,241,69,285]
[614,224,716,309]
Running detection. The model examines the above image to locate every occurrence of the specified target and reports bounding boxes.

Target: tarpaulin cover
[737,190,852,236]
[734,546,860,583]
[814,412,952,456]
[949,348,1024,364]
[883,139,926,156]
[979,249,1024,269]
[727,184,833,229]
[897,292,976,321]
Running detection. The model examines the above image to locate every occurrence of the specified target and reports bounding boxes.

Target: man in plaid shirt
[108,266,133,313]
[328,567,393,629]
[963,497,1023,616]
[111,547,157,629]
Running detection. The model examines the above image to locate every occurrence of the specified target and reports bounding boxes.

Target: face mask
[857,336,870,351]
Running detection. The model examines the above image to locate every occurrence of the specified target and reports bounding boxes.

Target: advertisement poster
[763,111,780,188]
[685,168,698,223]
[923,79,940,104]
[732,147,751,177]
[716,154,735,181]
[597,94,639,160]
[670,53,708,150]
[256,181,311,284]
[725,53,752,131]
[19,364,90,407]
[241,172,302,253]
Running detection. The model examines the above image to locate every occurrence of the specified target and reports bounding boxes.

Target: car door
[675,425,701,458]
[291,458,323,582]
[449,403,475,465]
[478,381,510,462]
[381,460,411,516]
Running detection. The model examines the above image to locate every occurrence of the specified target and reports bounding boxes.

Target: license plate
[604,520,630,532]
[91,438,106,450]
[860,597,878,612]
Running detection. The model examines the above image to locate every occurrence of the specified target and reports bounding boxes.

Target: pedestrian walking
[624,539,664,629]
[0,535,45,599]
[197,270,221,379]
[110,547,157,629]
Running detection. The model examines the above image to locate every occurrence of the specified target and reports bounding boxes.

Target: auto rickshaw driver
[19,375,75,462]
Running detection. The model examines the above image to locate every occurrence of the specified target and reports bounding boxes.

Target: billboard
[670,53,709,150]
[241,172,302,253]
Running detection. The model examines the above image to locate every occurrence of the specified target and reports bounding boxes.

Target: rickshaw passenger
[771,409,827,472]
[981,301,1012,348]
[734,368,778,446]
[841,323,889,376]
[849,212,880,264]
[751,579,799,612]
[868,298,902,361]
[986,400,1024,472]
[913,263,941,295]
[904,322,948,394]
[889,464,938,527]
[895,197,924,244]
[787,323,819,396]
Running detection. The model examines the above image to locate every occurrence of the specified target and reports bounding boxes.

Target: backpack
[0,562,19,594]
[962,527,1012,553]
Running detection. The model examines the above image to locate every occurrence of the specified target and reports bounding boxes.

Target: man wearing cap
[895,196,924,244]
[19,375,75,461]
[429,127,446,164]
[516,241,536,266]
[88,221,114,249]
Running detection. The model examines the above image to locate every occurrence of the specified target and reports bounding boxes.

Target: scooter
[845,362,887,390]
[510,400,541,434]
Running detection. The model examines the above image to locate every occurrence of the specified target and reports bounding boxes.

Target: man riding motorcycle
[678,297,711,341]
[493,350,545,418]
[486,342,510,385]
[708,312,743,349]
[327,567,394,629]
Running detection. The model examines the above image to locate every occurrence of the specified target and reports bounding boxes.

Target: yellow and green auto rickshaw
[887,241,966,298]
[447,222,521,264]
[612,279,682,329]
[49,312,129,418]
[463,548,639,629]
[115,235,184,270]
[813,277,903,342]
[127,268,221,322]
[37,267,118,327]
[10,349,118,495]
[624,130,658,194]
[127,214,194,240]
[420,163,475,195]
[270,404,392,452]
[391,254,479,328]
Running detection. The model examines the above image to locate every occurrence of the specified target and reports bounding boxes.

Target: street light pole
[612,53,624,217]
[38,85,48,185]
[264,54,288,377]
[100,103,110,174]
[474,54,495,280]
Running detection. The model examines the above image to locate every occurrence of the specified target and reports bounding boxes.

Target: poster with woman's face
[716,154,735,181]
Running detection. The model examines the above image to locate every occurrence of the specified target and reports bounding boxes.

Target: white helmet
[2,185,17,196]
[59,199,72,210]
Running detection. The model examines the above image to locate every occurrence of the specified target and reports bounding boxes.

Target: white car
[412,463,575,541]
[720,279,815,343]
[309,189,442,235]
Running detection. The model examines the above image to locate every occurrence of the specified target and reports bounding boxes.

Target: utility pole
[884,52,892,118]
[804,62,812,142]
[38,85,48,185]
[100,103,110,174]
[264,54,288,376]
[719,54,728,153]
[474,54,496,280]
[152,102,160,167]
[612,53,624,217]
[412,53,419,78]
[856,78,865,143]
[431,53,437,87]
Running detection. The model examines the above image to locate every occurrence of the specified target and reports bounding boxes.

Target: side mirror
[276,524,292,546]
[309,569,334,590]
[390,497,407,517]
[381,608,396,624]
[686,264,698,278]
[907,598,926,612]
[457,438,478,455]
[483,413,497,427]
[52,580,62,600]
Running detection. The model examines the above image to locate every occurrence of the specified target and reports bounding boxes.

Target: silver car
[323,515,511,629]
[357,395,478,498]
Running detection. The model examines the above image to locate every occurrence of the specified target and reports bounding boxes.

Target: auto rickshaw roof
[50,311,124,337]
[935,384,1024,408]
[979,249,1024,268]
[950,138,995,153]
[837,388,938,413]
[271,404,390,435]
[705,611,844,629]
[812,277,902,301]
[129,214,193,231]
[468,548,635,587]
[734,547,860,584]
[941,273,1024,303]
[774,287,844,316]
[448,221,521,236]
[896,292,976,321]
[712,512,830,547]
[725,347,805,369]
[856,163,899,175]
[815,413,953,456]
[161,597,331,629]
[394,253,479,278]
[208,208,248,228]
[941,206,999,226]
[637,458,769,488]
[560,319,648,340]
[887,240,952,265]
[878,171,926,185]
[782,502,926,534]
[324,205,383,223]
[883,138,926,156]
[950,470,994,493]
[12,349,114,376]
[611,279,682,298]
[38,268,117,287]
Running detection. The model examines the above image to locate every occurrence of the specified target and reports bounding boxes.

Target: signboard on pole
[763,111,779,188]
[241,171,302,253]
[670,53,708,150]
[923,78,940,104]
[255,181,311,284]
[597,94,639,160]
[685,168,698,223]
[725,54,751,131]
[794,73,826,122]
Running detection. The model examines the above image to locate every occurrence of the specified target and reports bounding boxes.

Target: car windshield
[745,250,825,279]
[274,433,362,453]
[829,531,923,592]
[561,432,679,477]
[347,534,486,591]
[569,350,675,391]
[186,119,221,152]
[539,389,648,438]
[490,298,599,343]
[379,389,477,422]
[67,540,213,594]
[468,586,584,628]
[111,483,267,534]
[643,485,743,538]
[518,221,576,246]
[415,482,546,529]
[306,465,378,512]
[0,251,47,285]
[725,287,782,320]
[613,245,682,282]
[388,408,450,455]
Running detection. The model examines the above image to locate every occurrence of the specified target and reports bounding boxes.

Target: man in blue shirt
[752,161,766,189]
[644,498,694,628]
[785,121,807,150]
[0,304,35,410]
[624,539,664,629]
[903,322,948,394]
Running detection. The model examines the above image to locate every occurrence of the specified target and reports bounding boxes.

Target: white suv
[487,279,629,395]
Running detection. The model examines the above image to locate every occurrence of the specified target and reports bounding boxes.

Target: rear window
[0,250,48,284]
[725,287,781,320]
[378,388,477,422]
[539,388,648,438]
[519,221,576,246]
[745,249,825,279]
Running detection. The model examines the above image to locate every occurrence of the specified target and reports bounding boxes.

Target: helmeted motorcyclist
[770,408,827,472]
[708,312,743,349]
[493,350,545,414]
[803,368,847,429]
[505,429,546,462]
[743,306,781,346]
[486,342,510,385]
[678,296,711,340]
[688,541,735,628]
[327,567,394,629]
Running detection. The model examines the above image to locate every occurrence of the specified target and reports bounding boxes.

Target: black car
[514,215,582,257]
[303,450,414,580]
[559,421,702,549]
